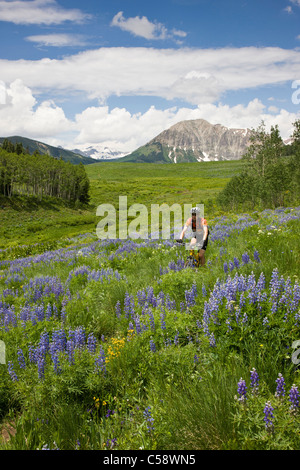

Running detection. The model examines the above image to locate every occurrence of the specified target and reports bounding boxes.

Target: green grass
[0,160,244,254]
[2,159,300,451]
[86,160,245,207]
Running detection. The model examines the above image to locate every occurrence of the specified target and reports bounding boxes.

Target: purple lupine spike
[241,252,250,264]
[17,348,26,369]
[143,406,154,434]
[229,261,235,272]
[74,327,85,349]
[275,373,285,398]
[36,346,46,380]
[160,312,166,330]
[134,315,142,335]
[237,378,247,402]
[263,401,274,430]
[289,384,299,411]
[8,361,18,382]
[95,346,106,375]
[87,333,97,354]
[250,368,259,394]
[66,339,75,365]
[148,309,155,331]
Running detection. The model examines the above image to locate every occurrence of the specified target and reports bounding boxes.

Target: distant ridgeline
[0,139,90,204]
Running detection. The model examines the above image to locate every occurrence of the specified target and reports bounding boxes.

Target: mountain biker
[178,207,209,266]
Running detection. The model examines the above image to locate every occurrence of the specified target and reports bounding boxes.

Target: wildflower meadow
[1,199,300,450]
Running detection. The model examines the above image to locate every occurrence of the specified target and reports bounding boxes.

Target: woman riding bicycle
[179,207,209,266]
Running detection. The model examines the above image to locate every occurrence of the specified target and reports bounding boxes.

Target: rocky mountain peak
[149,118,252,162]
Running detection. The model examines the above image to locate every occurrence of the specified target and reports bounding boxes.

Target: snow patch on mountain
[70,144,129,160]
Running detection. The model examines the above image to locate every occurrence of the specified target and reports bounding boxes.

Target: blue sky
[0,0,300,153]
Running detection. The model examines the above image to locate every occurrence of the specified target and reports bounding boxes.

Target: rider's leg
[198,248,206,266]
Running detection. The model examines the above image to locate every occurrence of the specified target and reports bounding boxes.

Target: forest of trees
[218,119,300,210]
[0,140,90,204]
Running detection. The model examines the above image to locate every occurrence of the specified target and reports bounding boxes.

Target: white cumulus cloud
[71,98,298,152]
[0,46,299,107]
[25,34,89,47]
[111,11,187,41]
[0,79,72,140]
[0,0,91,25]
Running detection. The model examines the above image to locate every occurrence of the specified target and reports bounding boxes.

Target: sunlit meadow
[1,179,300,449]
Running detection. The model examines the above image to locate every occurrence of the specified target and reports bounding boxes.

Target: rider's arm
[180,218,191,240]
[180,224,188,240]
[202,224,208,241]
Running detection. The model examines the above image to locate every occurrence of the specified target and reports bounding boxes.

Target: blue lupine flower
[250,368,259,394]
[160,312,166,330]
[150,339,156,352]
[148,309,155,331]
[263,401,274,430]
[28,344,36,363]
[105,409,115,418]
[225,318,232,332]
[257,272,266,291]
[105,438,117,449]
[39,331,50,353]
[229,261,235,272]
[8,361,18,382]
[87,333,97,354]
[124,292,134,318]
[66,339,75,365]
[253,250,261,263]
[17,348,26,369]
[209,332,216,347]
[241,253,250,264]
[36,346,46,380]
[275,373,285,398]
[262,316,269,327]
[289,384,299,411]
[237,378,247,402]
[134,315,142,334]
[143,406,154,433]
[74,327,85,349]
[52,352,61,375]
[95,346,106,375]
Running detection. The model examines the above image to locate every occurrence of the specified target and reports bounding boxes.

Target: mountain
[71,144,128,160]
[0,136,98,165]
[119,119,253,163]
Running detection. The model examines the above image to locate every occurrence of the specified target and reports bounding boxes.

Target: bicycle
[175,239,201,268]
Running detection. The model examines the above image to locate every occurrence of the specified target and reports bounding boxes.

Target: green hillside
[118,142,172,163]
[0,136,97,165]
[118,141,202,163]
